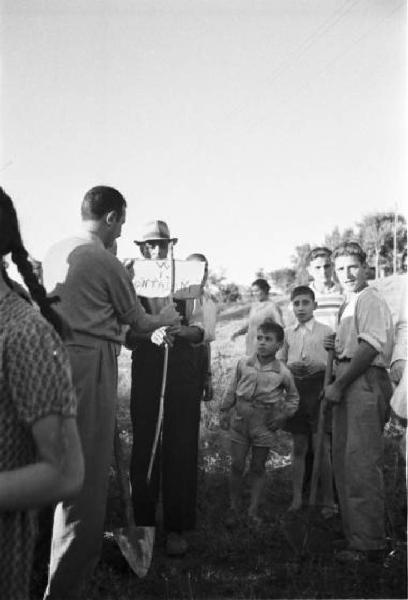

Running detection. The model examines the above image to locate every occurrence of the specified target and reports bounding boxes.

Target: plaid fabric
[0,291,76,600]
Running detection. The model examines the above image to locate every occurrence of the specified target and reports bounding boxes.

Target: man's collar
[78,229,105,248]
[294,317,315,331]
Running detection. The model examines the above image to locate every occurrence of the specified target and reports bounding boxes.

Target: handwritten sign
[131,259,205,299]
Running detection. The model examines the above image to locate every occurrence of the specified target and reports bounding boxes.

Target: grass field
[31,277,407,599]
[79,277,407,600]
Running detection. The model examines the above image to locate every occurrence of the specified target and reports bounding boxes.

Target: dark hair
[291,285,315,302]
[332,241,366,264]
[186,253,208,264]
[251,278,270,294]
[81,186,126,221]
[0,188,70,339]
[258,318,284,343]
[307,246,332,264]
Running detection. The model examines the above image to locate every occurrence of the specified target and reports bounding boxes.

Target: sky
[0,0,406,283]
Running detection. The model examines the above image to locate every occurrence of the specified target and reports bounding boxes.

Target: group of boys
[221,243,396,564]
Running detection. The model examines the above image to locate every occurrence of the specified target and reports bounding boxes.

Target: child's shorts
[229,398,286,448]
[284,372,331,435]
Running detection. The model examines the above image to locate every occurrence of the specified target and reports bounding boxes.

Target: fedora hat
[134,220,178,245]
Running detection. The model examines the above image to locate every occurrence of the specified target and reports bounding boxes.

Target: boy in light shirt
[220,319,298,525]
[279,286,335,515]
[325,242,394,564]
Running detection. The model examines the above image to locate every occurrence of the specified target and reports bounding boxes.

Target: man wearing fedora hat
[128,220,206,556]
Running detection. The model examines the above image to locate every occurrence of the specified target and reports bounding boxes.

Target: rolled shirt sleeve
[355,288,394,360]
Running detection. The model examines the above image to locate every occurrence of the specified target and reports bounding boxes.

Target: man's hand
[289,361,307,378]
[219,411,231,431]
[390,359,406,385]
[122,258,135,280]
[159,303,181,326]
[324,381,343,405]
[323,333,336,351]
[150,325,180,347]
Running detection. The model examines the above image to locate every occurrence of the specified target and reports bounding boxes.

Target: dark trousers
[130,343,202,532]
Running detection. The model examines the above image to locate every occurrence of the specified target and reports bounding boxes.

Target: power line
[265,0,363,90]
[289,0,405,101]
[225,0,363,121]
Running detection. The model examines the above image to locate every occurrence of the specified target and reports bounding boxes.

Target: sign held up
[131,259,205,299]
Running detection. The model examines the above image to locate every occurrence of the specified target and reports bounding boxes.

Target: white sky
[1,0,406,283]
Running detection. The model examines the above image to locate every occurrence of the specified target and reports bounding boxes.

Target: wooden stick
[308,349,334,506]
[146,241,174,484]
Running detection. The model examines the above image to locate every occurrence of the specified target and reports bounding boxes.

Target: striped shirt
[309,282,344,331]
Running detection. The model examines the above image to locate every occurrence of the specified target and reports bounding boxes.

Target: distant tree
[221,283,241,303]
[290,242,312,284]
[255,267,266,279]
[356,212,406,277]
[207,268,227,301]
[269,268,296,293]
[324,226,342,250]
[324,226,358,250]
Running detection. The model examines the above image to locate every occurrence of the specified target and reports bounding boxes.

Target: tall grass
[95,298,407,600]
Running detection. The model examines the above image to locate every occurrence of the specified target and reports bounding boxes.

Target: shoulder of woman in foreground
[3,292,66,349]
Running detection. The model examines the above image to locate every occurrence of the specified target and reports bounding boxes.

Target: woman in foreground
[0,188,84,600]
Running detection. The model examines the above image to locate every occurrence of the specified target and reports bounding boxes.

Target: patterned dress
[0,291,77,600]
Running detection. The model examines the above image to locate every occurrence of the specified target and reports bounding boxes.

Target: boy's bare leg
[248,446,269,521]
[229,441,249,511]
[289,433,308,511]
[313,432,335,511]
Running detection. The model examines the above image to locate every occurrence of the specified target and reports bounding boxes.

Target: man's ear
[105,210,118,226]
[313,301,318,310]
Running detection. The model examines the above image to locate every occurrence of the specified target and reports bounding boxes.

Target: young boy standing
[325,242,394,563]
[279,286,335,515]
[220,319,298,525]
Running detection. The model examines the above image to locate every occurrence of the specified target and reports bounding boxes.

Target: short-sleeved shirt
[278,318,333,378]
[221,355,299,416]
[0,291,77,600]
[42,232,147,343]
[335,286,394,367]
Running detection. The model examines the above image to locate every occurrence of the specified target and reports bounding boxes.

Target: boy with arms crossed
[279,286,336,515]
[220,319,298,525]
[325,242,394,563]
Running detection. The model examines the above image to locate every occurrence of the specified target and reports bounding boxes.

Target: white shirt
[278,317,333,378]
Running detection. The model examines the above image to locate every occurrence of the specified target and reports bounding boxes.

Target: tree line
[263,212,407,293]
